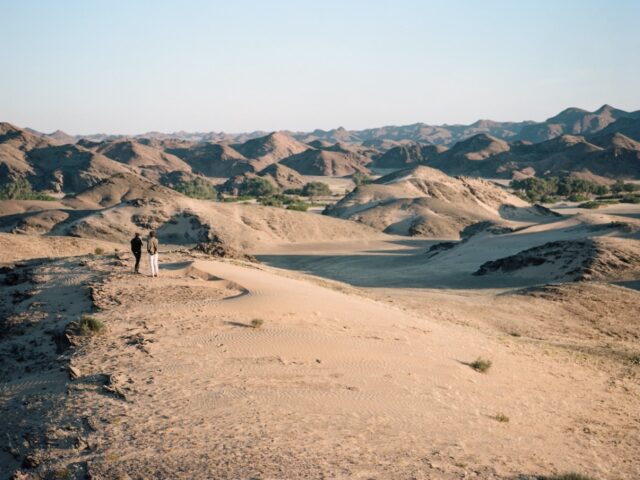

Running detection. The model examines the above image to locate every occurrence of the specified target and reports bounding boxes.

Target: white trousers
[149,253,159,276]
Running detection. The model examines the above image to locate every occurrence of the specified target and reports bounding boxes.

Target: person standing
[130,232,143,273]
[147,231,159,277]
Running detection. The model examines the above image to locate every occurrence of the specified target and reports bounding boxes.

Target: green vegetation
[301,181,332,197]
[79,315,105,335]
[469,357,492,373]
[491,413,510,423]
[172,178,217,200]
[222,195,255,203]
[611,180,640,194]
[511,177,609,203]
[577,201,604,209]
[621,194,640,204]
[0,179,55,201]
[352,172,373,186]
[250,318,264,329]
[254,194,313,212]
[286,202,309,212]
[236,177,278,197]
[542,474,596,480]
[260,196,283,207]
[94,247,105,255]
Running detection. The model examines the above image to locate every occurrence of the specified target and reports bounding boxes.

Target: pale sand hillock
[325,165,556,237]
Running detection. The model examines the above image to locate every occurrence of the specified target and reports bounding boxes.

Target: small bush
[260,196,283,207]
[491,413,509,423]
[237,177,278,197]
[94,247,104,255]
[568,193,589,202]
[621,194,640,204]
[250,318,264,329]
[0,178,55,201]
[287,202,309,212]
[469,357,492,373]
[542,474,596,480]
[352,172,373,186]
[172,178,217,200]
[51,467,72,480]
[301,182,331,197]
[577,201,602,209]
[79,316,105,335]
[222,195,254,202]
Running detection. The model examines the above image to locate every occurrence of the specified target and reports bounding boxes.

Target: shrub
[568,193,589,202]
[491,413,509,423]
[301,182,331,197]
[621,194,640,204]
[236,177,278,197]
[283,188,303,195]
[577,201,602,209]
[250,318,264,329]
[469,357,492,373]
[172,178,217,200]
[287,202,309,212]
[79,316,105,335]
[0,179,55,201]
[94,247,105,255]
[611,180,640,194]
[352,172,373,186]
[260,196,283,207]
[222,195,254,202]
[511,177,610,203]
[542,474,596,480]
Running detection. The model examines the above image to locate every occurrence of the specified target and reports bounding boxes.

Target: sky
[1,0,639,135]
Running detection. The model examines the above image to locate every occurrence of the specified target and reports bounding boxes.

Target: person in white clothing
[147,230,159,277]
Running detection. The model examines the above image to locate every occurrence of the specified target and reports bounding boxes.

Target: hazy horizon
[1,0,639,135]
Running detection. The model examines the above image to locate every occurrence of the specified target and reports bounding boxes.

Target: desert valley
[1,104,640,480]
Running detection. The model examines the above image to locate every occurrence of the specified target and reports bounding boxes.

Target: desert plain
[1,108,640,479]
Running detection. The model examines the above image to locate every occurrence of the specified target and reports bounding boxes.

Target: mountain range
[2,105,640,193]
[25,104,640,148]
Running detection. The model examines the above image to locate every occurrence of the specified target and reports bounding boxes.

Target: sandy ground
[1,203,639,479]
[1,238,639,479]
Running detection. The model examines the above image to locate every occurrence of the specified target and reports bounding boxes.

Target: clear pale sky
[1,0,639,134]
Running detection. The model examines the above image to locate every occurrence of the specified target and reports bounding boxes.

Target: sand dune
[1,241,638,478]
[325,165,555,237]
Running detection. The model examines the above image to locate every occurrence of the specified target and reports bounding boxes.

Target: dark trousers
[133,252,141,272]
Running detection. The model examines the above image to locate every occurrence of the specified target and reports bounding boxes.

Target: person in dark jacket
[130,232,143,273]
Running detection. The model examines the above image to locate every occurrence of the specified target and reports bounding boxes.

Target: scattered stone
[68,365,82,381]
[193,234,258,262]
[21,452,44,469]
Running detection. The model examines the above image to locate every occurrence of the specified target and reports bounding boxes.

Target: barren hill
[165,142,253,178]
[256,163,306,189]
[281,148,370,176]
[593,117,640,143]
[516,105,639,143]
[372,143,447,169]
[95,140,192,172]
[234,132,309,171]
[24,144,131,192]
[0,123,54,182]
